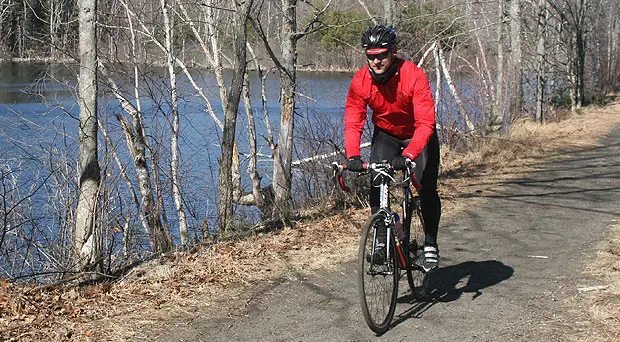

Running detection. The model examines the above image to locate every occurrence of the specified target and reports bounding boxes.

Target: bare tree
[509,0,523,118]
[99,0,172,254]
[438,46,474,132]
[605,1,619,93]
[237,46,265,210]
[252,0,332,221]
[271,0,298,220]
[492,0,507,131]
[547,0,588,110]
[355,0,377,24]
[218,0,254,233]
[161,0,188,245]
[74,0,101,273]
[535,0,548,123]
[382,0,393,26]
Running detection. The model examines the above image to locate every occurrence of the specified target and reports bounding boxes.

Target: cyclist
[344,25,441,272]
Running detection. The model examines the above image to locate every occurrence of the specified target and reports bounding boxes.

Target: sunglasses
[366,51,391,60]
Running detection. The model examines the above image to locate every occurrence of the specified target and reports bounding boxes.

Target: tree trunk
[575,0,586,107]
[239,64,265,209]
[249,0,332,220]
[218,0,253,234]
[569,31,578,112]
[492,0,506,131]
[99,121,148,243]
[438,47,474,132]
[74,0,101,273]
[247,43,275,152]
[162,0,188,245]
[607,9,618,93]
[535,0,547,123]
[115,114,171,254]
[178,0,256,225]
[272,0,297,221]
[49,0,57,58]
[433,43,441,117]
[206,4,229,117]
[102,2,171,254]
[472,7,496,124]
[509,0,523,119]
[382,0,393,26]
[232,141,242,203]
[99,67,171,254]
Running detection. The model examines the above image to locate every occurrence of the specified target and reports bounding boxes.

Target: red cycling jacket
[344,58,436,161]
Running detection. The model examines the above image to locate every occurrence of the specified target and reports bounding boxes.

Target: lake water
[1,61,488,278]
[0,61,478,245]
[0,62,357,239]
[0,60,482,209]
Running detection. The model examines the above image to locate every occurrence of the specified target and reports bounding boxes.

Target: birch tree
[237,45,268,210]
[99,0,172,254]
[438,46,474,132]
[161,0,188,245]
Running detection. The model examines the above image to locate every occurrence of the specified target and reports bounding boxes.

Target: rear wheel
[358,212,399,334]
[406,196,429,300]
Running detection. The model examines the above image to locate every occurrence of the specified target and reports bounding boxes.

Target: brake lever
[332,162,351,192]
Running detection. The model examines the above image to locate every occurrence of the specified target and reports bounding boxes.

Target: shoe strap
[423,245,439,262]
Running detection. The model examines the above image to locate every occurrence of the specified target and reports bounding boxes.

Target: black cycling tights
[369,128,441,246]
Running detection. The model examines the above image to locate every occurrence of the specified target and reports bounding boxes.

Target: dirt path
[150,124,620,341]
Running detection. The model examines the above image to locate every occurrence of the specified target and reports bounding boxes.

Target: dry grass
[2,99,620,341]
[0,209,369,341]
[573,223,620,342]
[441,102,620,190]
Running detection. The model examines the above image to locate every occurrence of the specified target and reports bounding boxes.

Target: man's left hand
[391,156,410,170]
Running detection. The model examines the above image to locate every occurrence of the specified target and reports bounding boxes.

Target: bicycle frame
[333,160,428,333]
[333,161,421,270]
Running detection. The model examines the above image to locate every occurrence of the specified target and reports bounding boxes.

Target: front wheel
[406,196,430,300]
[358,212,399,334]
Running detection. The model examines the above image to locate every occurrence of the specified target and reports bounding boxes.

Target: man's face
[366,49,394,74]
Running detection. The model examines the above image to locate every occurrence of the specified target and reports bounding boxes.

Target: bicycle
[332,159,430,334]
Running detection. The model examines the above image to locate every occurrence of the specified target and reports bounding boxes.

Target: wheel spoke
[359,213,398,333]
[406,196,430,300]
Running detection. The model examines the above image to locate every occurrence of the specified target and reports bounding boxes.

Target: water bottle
[393,212,404,241]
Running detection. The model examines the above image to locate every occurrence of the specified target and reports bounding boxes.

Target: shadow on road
[392,260,514,327]
[448,141,620,217]
[445,142,620,196]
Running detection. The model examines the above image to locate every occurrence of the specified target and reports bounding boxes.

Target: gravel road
[158,126,620,342]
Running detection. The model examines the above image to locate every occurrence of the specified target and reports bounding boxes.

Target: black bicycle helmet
[361,25,398,53]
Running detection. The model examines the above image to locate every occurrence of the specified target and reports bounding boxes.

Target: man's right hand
[346,156,365,171]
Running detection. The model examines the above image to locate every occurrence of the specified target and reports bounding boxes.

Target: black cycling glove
[391,155,409,170]
[346,156,365,172]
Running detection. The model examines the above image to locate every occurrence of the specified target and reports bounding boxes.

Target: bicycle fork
[378,182,408,269]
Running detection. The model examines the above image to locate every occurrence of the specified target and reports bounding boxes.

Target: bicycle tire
[358,212,399,334]
[406,196,430,300]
